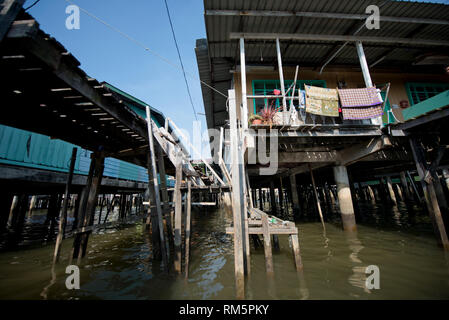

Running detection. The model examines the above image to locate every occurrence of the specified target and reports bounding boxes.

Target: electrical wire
[63,0,227,100]
[25,0,42,11]
[163,0,198,121]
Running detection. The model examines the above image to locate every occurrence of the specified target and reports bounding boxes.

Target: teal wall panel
[0,124,149,183]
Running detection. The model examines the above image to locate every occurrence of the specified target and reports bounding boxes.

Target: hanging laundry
[337,87,384,120]
[337,87,383,107]
[304,85,339,117]
[341,105,383,120]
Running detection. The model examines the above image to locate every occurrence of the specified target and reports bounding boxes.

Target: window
[406,82,449,106]
[252,80,327,114]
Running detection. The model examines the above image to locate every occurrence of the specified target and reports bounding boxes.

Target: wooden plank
[262,214,274,275]
[226,227,298,235]
[146,107,168,268]
[0,0,26,42]
[309,164,326,230]
[53,147,77,264]
[229,89,245,299]
[184,181,192,279]
[290,234,303,271]
[157,146,174,252]
[409,138,449,250]
[174,150,183,273]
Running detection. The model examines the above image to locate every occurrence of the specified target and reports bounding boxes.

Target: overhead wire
[163,0,198,121]
[63,0,227,100]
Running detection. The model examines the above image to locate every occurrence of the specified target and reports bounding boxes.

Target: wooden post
[184,181,192,279]
[53,147,77,263]
[309,164,326,230]
[157,147,174,251]
[28,196,36,218]
[400,171,412,201]
[278,178,285,217]
[290,234,303,271]
[290,175,300,218]
[0,193,13,234]
[76,152,105,260]
[174,151,183,274]
[259,188,264,211]
[146,106,169,269]
[229,89,246,299]
[410,138,449,249]
[269,181,277,215]
[9,194,28,236]
[262,214,274,275]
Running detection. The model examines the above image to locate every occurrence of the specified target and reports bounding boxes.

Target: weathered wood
[290,234,303,271]
[174,151,183,274]
[53,147,77,264]
[309,164,326,230]
[269,181,277,215]
[184,182,192,279]
[0,0,26,42]
[262,214,274,275]
[146,106,169,268]
[409,138,449,250]
[157,146,174,251]
[77,152,105,260]
[229,89,245,299]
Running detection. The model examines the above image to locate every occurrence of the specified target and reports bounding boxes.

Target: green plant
[260,105,277,123]
[249,114,263,121]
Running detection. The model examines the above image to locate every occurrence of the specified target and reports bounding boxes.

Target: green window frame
[406,82,449,106]
[252,79,327,114]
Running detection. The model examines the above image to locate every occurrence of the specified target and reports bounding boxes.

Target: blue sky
[24,0,210,158]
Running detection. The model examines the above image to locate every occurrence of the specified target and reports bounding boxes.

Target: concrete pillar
[290,175,300,217]
[386,176,397,205]
[333,166,356,232]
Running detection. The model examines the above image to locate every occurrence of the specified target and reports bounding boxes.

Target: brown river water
[0,200,449,300]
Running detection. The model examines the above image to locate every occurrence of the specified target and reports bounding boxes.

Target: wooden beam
[409,138,449,249]
[337,136,391,166]
[53,147,77,263]
[207,10,449,26]
[0,0,26,42]
[229,33,449,47]
[146,106,169,268]
[173,151,183,274]
[184,181,192,279]
[262,214,274,275]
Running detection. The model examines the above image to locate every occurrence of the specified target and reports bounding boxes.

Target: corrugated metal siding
[0,124,149,182]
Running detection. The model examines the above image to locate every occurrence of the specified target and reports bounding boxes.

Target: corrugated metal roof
[197,0,449,130]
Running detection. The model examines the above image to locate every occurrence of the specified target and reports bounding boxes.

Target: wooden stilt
[272,234,280,251]
[146,106,169,269]
[262,214,274,275]
[184,182,192,279]
[0,193,13,233]
[157,147,174,251]
[269,181,277,215]
[410,138,449,249]
[229,89,245,299]
[290,234,303,271]
[53,147,77,263]
[76,152,105,260]
[386,176,397,205]
[309,164,326,229]
[174,151,183,274]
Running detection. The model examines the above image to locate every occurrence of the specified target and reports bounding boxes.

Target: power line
[63,0,227,100]
[163,0,198,121]
[25,0,42,11]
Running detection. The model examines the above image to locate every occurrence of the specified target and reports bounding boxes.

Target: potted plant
[260,105,277,127]
[249,114,263,125]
